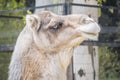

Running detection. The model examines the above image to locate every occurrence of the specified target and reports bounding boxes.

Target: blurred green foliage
[0,52,11,80]
[0,0,25,10]
[99,47,120,79]
[0,0,35,79]
[0,0,27,45]
[0,0,27,80]
[98,0,120,80]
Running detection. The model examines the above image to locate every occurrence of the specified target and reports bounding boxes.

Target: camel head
[26,11,100,52]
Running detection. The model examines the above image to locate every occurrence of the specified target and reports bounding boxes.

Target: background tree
[0,0,35,80]
[98,0,120,79]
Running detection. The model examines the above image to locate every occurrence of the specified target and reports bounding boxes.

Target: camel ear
[26,14,41,32]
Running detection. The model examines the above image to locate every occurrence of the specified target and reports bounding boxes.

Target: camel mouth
[81,31,99,40]
[77,22,100,40]
[82,31,99,36]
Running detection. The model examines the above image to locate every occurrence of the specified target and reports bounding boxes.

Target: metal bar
[100,27,120,33]
[63,2,71,15]
[0,3,64,15]
[81,41,120,47]
[1,3,120,15]
[0,15,23,19]
[1,41,120,52]
[0,45,14,52]
[71,3,120,10]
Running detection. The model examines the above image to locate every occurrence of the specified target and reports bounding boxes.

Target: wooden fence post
[72,0,99,80]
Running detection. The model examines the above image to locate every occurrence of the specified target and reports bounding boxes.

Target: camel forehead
[34,11,56,19]
[31,11,77,31]
[34,11,65,21]
[34,12,66,28]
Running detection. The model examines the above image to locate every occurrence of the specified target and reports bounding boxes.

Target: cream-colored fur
[8,11,100,80]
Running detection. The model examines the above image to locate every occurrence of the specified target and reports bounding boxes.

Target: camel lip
[81,32,99,40]
[82,31,98,36]
[78,22,101,34]
[75,22,100,40]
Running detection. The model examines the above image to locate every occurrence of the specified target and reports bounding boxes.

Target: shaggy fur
[8,11,100,80]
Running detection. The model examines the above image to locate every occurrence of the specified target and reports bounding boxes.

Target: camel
[8,11,100,80]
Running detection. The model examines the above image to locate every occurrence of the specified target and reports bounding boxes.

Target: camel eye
[49,25,59,32]
[49,22,63,30]
[53,25,58,29]
[49,25,58,30]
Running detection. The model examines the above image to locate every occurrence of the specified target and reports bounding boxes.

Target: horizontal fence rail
[71,3,120,10]
[0,41,120,52]
[0,15,23,19]
[100,27,120,33]
[0,3,120,15]
[0,45,14,52]
[0,3,64,15]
